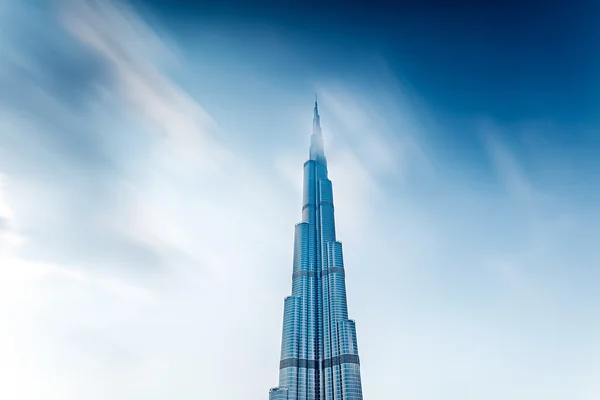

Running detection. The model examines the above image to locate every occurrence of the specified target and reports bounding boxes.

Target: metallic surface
[268,100,364,400]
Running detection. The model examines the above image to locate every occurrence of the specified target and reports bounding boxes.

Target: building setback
[268,99,364,400]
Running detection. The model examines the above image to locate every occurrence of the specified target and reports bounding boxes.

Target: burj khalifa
[268,99,364,400]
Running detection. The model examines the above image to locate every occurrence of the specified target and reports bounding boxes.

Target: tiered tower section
[269,99,364,400]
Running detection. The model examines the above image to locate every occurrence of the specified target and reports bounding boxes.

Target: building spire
[313,93,321,132]
[310,94,326,165]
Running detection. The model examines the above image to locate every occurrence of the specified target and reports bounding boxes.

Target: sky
[1,0,600,399]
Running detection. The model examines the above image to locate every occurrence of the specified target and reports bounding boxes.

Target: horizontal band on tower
[292,267,345,280]
[279,358,318,369]
[323,354,360,368]
[301,201,334,211]
[279,354,360,370]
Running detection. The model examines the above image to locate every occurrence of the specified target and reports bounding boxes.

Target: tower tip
[313,94,320,128]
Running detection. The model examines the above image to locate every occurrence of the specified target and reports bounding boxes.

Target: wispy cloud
[482,125,536,208]
[62,0,224,161]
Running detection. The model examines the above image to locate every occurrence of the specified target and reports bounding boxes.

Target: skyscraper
[268,99,364,400]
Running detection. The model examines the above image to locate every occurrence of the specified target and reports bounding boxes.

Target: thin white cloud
[482,125,536,208]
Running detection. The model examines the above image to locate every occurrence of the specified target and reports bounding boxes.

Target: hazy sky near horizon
[1,0,600,399]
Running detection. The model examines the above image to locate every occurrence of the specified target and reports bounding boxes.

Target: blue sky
[1,0,599,399]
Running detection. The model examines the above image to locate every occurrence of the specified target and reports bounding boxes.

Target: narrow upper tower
[313,94,321,133]
[309,94,326,166]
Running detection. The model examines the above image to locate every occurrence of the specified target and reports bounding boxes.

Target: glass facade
[268,100,364,400]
